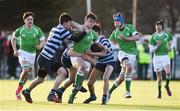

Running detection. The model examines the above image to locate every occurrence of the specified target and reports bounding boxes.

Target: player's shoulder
[90,30,98,38]
[14,26,24,33]
[125,24,135,29]
[111,28,118,33]
[91,30,97,35]
[152,32,156,36]
[150,32,157,40]
[33,25,42,30]
[16,26,24,30]
[164,31,172,35]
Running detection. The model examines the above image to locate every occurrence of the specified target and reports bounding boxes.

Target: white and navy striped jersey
[97,36,115,63]
[41,24,72,60]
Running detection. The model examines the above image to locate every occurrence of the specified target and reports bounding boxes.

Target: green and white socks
[109,80,119,94]
[75,70,84,89]
[125,74,131,93]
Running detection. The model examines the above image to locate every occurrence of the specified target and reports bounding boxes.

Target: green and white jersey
[13,25,45,53]
[150,31,173,55]
[109,24,138,55]
[72,30,98,53]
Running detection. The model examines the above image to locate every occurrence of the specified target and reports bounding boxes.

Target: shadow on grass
[80,103,180,110]
[2,100,180,110]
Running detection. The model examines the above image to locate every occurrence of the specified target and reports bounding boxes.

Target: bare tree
[165,0,179,33]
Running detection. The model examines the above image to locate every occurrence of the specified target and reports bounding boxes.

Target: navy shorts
[95,61,116,72]
[37,55,55,78]
[61,54,72,69]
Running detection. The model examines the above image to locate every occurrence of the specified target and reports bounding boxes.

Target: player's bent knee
[157,77,162,82]
[79,65,86,72]
[37,68,47,78]
[117,77,124,83]
[22,68,30,74]
[68,78,74,83]
[166,73,171,77]
[57,67,67,76]
[126,65,132,73]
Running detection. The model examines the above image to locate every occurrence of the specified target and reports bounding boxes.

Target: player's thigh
[57,67,68,77]
[37,55,53,78]
[18,51,29,68]
[88,68,103,85]
[84,61,91,72]
[18,49,36,65]
[118,51,135,69]
[103,63,115,80]
[162,55,171,74]
[153,56,163,72]
[68,67,77,81]
[71,57,86,69]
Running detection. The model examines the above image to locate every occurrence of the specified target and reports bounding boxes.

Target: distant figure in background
[11,12,46,100]
[0,30,9,78]
[149,19,173,98]
[137,38,150,80]
[8,34,20,79]
[168,45,175,76]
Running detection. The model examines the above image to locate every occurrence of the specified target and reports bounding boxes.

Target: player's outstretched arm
[71,21,84,32]
[11,36,18,56]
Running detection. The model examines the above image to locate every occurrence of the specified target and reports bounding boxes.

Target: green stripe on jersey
[109,24,138,55]
[150,31,173,55]
[13,25,44,53]
[72,30,98,53]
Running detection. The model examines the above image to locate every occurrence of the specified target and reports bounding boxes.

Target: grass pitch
[0,80,180,111]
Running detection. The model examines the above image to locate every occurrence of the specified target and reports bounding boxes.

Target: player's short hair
[155,19,164,25]
[59,12,72,24]
[85,12,97,21]
[155,19,164,28]
[92,24,101,34]
[23,12,35,20]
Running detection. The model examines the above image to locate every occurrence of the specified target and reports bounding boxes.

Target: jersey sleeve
[166,32,173,41]
[37,27,45,41]
[149,33,156,46]
[92,31,98,42]
[101,38,109,49]
[129,24,138,36]
[109,30,117,41]
[13,27,21,38]
[63,30,73,40]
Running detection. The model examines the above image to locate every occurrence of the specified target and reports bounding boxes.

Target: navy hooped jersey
[97,36,115,63]
[41,24,72,60]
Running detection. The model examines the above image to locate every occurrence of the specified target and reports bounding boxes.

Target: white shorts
[118,51,136,67]
[70,57,91,72]
[153,55,170,72]
[18,49,36,68]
